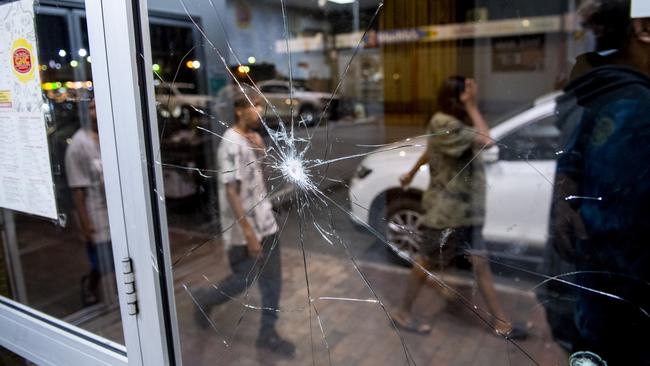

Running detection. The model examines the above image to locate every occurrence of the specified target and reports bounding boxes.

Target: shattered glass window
[144,0,650,365]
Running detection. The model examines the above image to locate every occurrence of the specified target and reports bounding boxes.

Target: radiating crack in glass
[296,196,318,365]
[172,186,280,267]
[319,125,646,364]
[165,95,426,360]
[140,1,650,365]
[564,195,603,202]
[164,31,494,364]
[531,270,650,291]
[315,194,418,365]
[223,212,291,342]
[315,2,385,190]
[344,176,650,325]
[279,0,296,137]
[183,283,230,348]
[345,173,650,328]
[318,189,542,364]
[487,258,650,319]
[312,302,332,365]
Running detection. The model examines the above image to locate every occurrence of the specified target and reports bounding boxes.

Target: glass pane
[143,0,649,365]
[0,3,123,345]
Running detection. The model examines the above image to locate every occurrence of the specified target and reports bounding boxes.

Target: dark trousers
[197,234,282,332]
[419,226,487,270]
[82,241,114,304]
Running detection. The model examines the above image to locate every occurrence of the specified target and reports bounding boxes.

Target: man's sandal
[495,323,528,340]
[393,314,432,334]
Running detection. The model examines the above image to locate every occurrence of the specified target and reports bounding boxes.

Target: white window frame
[0,0,180,364]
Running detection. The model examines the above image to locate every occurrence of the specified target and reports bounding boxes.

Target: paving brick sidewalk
[171,238,567,366]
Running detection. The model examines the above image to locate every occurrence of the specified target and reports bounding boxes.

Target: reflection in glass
[0,4,123,345]
[143,0,648,365]
[544,1,650,364]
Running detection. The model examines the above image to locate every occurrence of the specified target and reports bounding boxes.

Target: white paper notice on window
[632,0,650,18]
[0,0,58,220]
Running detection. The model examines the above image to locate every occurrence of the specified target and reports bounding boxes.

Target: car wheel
[299,105,317,126]
[385,198,424,264]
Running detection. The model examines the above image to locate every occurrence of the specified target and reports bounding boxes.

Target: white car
[258,80,341,126]
[154,81,215,123]
[349,92,562,264]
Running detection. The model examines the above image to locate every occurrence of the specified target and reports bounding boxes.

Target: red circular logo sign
[13,48,32,74]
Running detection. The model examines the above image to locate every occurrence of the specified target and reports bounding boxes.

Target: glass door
[0,0,129,360]
[134,0,650,365]
[0,0,177,364]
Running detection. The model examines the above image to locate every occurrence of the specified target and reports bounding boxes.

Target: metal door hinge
[122,257,138,315]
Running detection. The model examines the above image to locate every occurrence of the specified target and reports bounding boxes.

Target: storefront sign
[0,0,58,219]
[492,35,545,72]
[334,30,379,49]
[334,15,562,49]
[378,29,427,44]
[422,16,560,42]
[275,33,324,54]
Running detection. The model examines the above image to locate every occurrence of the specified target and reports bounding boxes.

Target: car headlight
[355,165,372,179]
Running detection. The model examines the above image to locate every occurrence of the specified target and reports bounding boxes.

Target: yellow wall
[381,0,458,125]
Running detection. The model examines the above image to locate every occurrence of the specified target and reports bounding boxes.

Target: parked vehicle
[154,80,213,124]
[348,92,562,265]
[258,80,342,126]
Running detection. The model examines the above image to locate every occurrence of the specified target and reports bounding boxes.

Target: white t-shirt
[64,129,111,244]
[217,128,278,248]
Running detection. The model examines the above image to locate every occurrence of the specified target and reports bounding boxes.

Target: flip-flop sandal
[495,323,528,340]
[394,315,432,334]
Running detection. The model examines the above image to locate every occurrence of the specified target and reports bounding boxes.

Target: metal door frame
[0,0,180,364]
